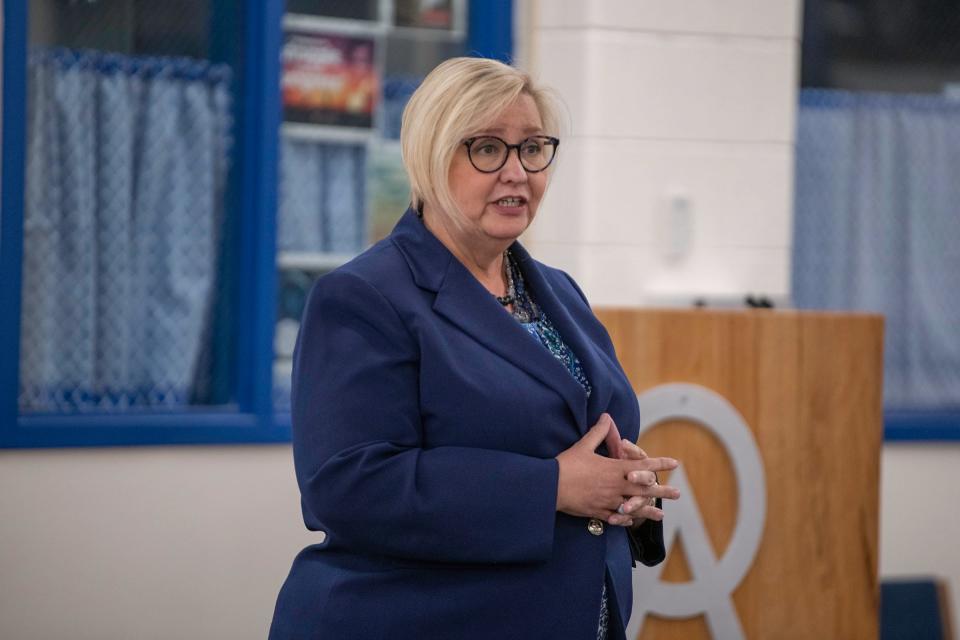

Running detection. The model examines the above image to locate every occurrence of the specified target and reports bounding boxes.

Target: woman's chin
[483,213,533,241]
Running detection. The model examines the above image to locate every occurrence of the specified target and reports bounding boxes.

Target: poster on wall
[395,0,454,30]
[282,31,379,128]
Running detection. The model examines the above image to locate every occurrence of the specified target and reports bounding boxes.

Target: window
[795,0,960,440]
[0,0,513,447]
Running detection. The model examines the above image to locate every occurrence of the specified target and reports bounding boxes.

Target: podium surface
[595,309,884,640]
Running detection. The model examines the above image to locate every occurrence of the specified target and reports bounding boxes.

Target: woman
[270,57,680,640]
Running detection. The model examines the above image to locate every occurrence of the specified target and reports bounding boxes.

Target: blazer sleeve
[290,270,560,565]
[556,269,667,567]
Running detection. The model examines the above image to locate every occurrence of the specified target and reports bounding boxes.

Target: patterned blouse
[504,252,609,640]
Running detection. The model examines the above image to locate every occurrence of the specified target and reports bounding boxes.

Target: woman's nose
[499,148,528,181]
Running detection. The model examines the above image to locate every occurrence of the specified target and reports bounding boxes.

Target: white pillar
[520,0,802,307]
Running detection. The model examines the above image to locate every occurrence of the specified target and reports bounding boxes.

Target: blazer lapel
[510,244,615,434]
[390,209,588,428]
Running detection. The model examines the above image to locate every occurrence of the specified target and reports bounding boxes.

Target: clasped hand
[556,413,680,528]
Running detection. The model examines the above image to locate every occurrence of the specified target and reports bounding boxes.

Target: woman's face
[446,93,549,249]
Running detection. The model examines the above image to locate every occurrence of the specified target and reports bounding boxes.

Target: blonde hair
[400,57,561,226]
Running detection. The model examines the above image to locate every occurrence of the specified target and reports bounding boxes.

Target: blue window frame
[884,411,960,442]
[0,0,514,448]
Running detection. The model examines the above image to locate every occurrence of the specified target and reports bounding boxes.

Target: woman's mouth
[496,197,525,207]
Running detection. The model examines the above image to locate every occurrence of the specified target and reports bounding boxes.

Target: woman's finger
[645,483,681,501]
[608,513,634,527]
[618,498,665,521]
[603,415,623,459]
[637,504,664,521]
[577,414,613,452]
[620,439,648,459]
[620,477,681,498]
[627,470,658,485]
[619,496,651,515]
[629,456,679,473]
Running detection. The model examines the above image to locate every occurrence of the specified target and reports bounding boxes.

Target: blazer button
[587,518,605,536]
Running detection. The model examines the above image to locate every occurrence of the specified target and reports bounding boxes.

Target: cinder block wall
[523,0,799,306]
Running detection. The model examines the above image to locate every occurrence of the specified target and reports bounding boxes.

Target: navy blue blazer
[270,209,664,640]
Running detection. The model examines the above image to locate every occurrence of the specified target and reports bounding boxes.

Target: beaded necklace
[494,251,516,307]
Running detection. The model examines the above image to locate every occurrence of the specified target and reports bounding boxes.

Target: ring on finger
[616,503,627,515]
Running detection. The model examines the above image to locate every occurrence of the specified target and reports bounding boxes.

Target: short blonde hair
[400,57,561,225]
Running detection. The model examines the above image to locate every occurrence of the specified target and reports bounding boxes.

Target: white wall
[880,444,960,633]
[0,446,317,640]
[3,443,958,638]
[524,0,798,306]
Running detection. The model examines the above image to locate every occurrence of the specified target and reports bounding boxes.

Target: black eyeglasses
[462,135,560,173]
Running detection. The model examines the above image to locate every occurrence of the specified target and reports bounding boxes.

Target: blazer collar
[390,208,452,292]
[390,208,590,429]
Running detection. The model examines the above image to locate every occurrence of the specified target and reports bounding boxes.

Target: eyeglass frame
[462,135,561,174]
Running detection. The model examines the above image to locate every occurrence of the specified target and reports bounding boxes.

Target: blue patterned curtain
[19,49,232,412]
[793,90,960,409]
[279,140,366,254]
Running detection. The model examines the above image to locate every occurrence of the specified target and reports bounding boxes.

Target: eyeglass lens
[468,136,557,173]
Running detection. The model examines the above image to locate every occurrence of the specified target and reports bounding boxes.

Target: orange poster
[282,32,378,128]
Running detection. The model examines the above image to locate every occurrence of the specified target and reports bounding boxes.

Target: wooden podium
[594,309,884,640]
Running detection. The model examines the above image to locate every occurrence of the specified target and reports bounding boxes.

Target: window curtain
[793,90,960,409]
[19,49,232,412]
[278,140,367,254]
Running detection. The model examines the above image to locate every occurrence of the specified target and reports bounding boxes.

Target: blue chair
[881,579,953,640]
